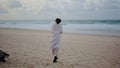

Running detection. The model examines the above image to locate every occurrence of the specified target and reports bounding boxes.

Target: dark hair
[55,18,61,24]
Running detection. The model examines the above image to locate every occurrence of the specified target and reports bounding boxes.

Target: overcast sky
[0,0,120,20]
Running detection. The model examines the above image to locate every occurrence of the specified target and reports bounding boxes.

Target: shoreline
[0,28,120,37]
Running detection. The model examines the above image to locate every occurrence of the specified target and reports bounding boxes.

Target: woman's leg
[52,48,59,56]
[52,48,55,55]
[52,48,59,63]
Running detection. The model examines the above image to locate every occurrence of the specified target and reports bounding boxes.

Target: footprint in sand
[40,59,51,66]
[74,63,91,68]
[52,61,66,68]
[115,44,120,46]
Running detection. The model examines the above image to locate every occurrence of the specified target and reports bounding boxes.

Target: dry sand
[0,28,120,68]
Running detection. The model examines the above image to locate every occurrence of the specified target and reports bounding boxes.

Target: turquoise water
[0,20,120,36]
[63,20,120,24]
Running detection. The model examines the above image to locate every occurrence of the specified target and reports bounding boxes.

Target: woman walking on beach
[50,18,63,63]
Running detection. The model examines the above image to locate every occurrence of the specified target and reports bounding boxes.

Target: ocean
[0,20,120,36]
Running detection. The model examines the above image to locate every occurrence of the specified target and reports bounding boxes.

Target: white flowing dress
[50,23,62,51]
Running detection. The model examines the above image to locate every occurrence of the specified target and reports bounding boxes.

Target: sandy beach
[0,28,120,68]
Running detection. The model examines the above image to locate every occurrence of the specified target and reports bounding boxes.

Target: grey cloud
[0,0,120,20]
[64,0,120,12]
[33,0,120,20]
[8,0,22,8]
[84,0,120,10]
[0,8,8,14]
[96,0,120,9]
